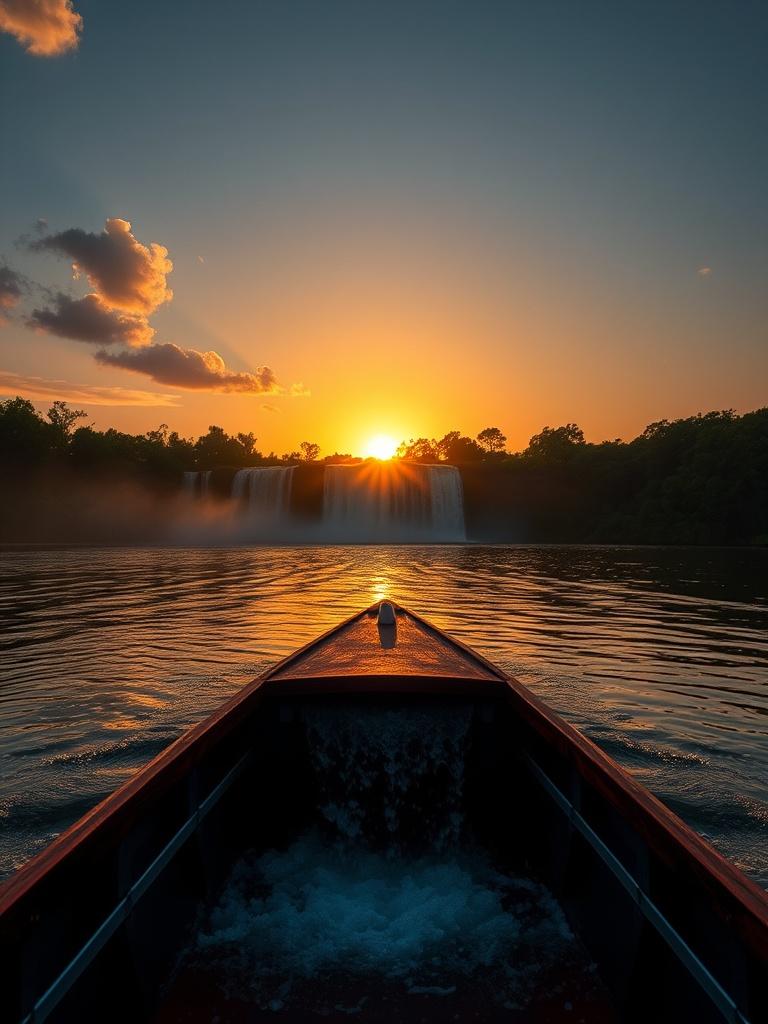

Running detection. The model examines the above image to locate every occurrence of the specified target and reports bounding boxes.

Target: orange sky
[2,4,767,457]
[3,206,765,456]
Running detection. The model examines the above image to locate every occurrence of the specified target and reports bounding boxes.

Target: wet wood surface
[266,610,505,682]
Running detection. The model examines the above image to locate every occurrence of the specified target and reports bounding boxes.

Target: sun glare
[365,434,398,460]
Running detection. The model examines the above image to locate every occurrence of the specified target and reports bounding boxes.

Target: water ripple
[0,544,766,885]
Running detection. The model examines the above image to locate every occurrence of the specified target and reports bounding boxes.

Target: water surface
[0,545,766,884]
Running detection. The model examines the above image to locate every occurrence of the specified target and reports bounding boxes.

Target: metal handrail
[21,751,252,1024]
[524,754,750,1024]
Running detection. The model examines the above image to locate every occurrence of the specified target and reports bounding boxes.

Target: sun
[365,433,398,460]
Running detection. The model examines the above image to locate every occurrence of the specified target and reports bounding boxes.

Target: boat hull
[1,605,765,1023]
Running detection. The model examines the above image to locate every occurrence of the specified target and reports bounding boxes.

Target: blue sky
[1,1,766,452]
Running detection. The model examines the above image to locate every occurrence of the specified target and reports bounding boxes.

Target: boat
[1,601,766,1023]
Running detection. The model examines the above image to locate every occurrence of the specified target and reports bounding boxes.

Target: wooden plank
[265,605,506,682]
[1,600,765,1005]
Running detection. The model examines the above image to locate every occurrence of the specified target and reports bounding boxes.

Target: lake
[1,544,766,886]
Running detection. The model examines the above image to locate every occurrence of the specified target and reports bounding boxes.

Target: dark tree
[146,424,169,445]
[435,431,484,463]
[0,397,52,469]
[396,437,438,462]
[477,426,507,453]
[237,432,259,459]
[194,425,260,468]
[525,424,585,461]
[47,401,87,446]
[299,441,320,461]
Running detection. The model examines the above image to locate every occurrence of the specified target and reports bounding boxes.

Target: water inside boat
[3,605,764,1024]
[157,701,614,1022]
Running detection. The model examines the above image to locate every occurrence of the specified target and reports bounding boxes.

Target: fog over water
[0,544,766,887]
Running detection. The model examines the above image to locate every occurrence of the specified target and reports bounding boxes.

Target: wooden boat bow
[0,601,766,1024]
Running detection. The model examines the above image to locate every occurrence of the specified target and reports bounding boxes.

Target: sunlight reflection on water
[0,544,766,885]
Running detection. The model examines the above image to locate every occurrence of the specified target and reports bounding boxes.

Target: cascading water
[179,705,590,1016]
[322,463,465,542]
[182,463,465,541]
[232,467,295,527]
[426,465,466,539]
[182,470,212,498]
[304,705,470,851]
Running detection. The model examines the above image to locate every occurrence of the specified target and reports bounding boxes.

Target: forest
[1,396,766,546]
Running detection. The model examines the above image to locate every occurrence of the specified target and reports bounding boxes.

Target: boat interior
[1,605,765,1023]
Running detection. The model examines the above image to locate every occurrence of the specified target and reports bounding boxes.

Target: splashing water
[304,705,470,850]
[179,706,593,1016]
[192,837,578,1012]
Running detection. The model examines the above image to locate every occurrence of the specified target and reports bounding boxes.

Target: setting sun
[365,434,398,460]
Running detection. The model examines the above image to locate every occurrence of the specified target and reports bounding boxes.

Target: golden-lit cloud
[95,343,281,393]
[33,218,172,314]
[698,266,712,276]
[28,292,154,347]
[0,0,81,57]
[0,370,180,406]
[20,214,305,397]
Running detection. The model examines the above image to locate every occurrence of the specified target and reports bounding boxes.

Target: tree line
[0,398,324,478]
[1,397,766,544]
[0,398,512,476]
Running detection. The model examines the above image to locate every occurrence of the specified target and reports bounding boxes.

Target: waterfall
[322,463,465,541]
[427,465,466,539]
[231,467,295,526]
[183,470,212,498]
[183,462,465,542]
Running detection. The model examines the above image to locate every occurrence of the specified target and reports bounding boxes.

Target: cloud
[0,370,180,407]
[0,264,24,317]
[95,343,280,393]
[698,266,712,276]
[20,214,304,396]
[0,0,82,56]
[28,292,154,346]
[33,218,173,314]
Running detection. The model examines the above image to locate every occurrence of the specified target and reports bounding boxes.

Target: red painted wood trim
[501,675,768,952]
[2,599,766,971]
[0,674,266,917]
[0,606,377,917]
[406,602,768,944]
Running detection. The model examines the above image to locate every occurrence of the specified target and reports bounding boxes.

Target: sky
[1,0,766,456]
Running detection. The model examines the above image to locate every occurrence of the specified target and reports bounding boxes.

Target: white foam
[184,707,581,1012]
[193,835,576,1009]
